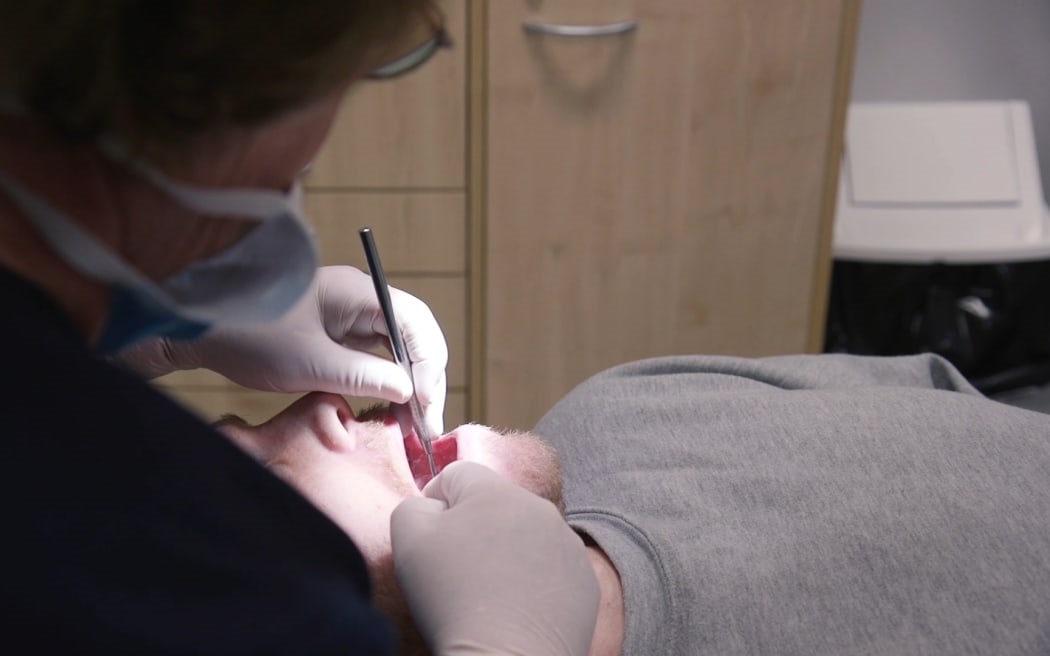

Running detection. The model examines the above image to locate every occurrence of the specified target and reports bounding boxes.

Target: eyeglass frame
[365,6,452,80]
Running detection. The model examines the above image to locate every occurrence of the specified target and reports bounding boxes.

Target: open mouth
[403,429,458,489]
[354,403,459,489]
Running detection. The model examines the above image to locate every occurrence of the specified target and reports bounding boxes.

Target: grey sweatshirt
[534,354,1050,655]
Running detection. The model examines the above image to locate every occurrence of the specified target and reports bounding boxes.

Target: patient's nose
[299,392,355,452]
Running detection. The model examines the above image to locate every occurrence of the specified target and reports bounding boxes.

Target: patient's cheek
[446,425,514,477]
[449,425,561,507]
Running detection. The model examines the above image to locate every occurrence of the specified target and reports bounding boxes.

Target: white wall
[851,0,1050,198]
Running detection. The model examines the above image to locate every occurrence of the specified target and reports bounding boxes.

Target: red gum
[405,431,458,488]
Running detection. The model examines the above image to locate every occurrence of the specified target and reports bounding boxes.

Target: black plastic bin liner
[824,259,1050,395]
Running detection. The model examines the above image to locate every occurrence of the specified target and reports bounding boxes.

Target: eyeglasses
[366,6,452,80]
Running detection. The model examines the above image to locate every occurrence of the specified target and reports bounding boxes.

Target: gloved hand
[391,462,600,656]
[120,265,448,435]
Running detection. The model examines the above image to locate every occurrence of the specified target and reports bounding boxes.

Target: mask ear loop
[0,173,159,289]
[0,161,317,327]
[94,136,299,220]
[0,172,207,354]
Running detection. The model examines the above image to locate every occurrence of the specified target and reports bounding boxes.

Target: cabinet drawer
[307,191,466,274]
[386,274,467,387]
[307,0,467,188]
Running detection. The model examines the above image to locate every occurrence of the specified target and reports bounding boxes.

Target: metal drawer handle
[521,19,639,37]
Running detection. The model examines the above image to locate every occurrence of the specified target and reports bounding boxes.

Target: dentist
[0,2,598,654]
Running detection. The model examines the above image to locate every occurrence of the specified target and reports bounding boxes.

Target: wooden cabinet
[482,0,859,427]
[158,0,859,433]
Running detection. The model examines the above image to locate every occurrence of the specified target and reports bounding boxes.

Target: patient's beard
[371,552,429,656]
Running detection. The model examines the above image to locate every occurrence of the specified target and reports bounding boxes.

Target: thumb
[421,461,506,506]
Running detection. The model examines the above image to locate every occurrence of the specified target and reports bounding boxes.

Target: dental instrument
[358,227,439,479]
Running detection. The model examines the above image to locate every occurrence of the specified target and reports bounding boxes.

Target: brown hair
[0,1,429,155]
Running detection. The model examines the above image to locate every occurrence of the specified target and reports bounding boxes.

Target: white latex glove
[121,265,448,435]
[391,462,600,656]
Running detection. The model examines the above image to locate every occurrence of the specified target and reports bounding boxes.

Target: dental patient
[218,352,1050,656]
[215,394,614,656]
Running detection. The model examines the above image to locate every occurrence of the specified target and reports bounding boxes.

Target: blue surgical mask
[0,142,318,353]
